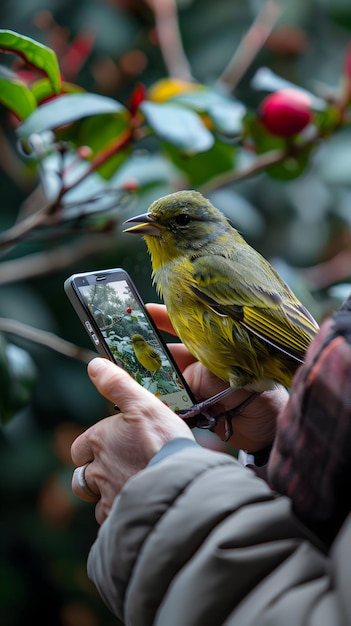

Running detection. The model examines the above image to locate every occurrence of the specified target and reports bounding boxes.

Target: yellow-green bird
[130,334,162,373]
[124,190,319,427]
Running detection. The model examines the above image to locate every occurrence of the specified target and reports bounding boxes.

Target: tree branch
[0,197,57,250]
[0,235,112,285]
[59,128,133,198]
[216,0,282,91]
[0,317,96,363]
[201,125,324,194]
[200,147,286,193]
[0,130,133,252]
[146,0,193,81]
[301,249,351,289]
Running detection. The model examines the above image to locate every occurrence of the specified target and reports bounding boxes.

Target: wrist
[148,438,201,467]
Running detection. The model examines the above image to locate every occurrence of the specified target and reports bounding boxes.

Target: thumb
[87,357,172,416]
[88,357,195,444]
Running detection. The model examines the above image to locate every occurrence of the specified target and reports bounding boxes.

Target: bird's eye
[175,213,191,226]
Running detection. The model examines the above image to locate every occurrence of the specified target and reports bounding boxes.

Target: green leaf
[140,101,214,152]
[16,93,129,139]
[244,111,285,152]
[6,344,37,414]
[208,100,245,135]
[31,78,84,104]
[76,113,130,179]
[251,67,326,111]
[164,139,236,186]
[0,29,61,93]
[111,152,177,188]
[266,147,313,181]
[314,106,341,135]
[0,331,38,424]
[328,283,351,303]
[0,334,11,424]
[172,88,246,135]
[0,77,37,120]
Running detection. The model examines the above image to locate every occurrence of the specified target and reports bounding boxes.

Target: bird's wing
[149,348,161,361]
[190,254,318,362]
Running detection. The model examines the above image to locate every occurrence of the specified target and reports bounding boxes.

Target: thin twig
[59,128,133,198]
[200,147,286,193]
[301,249,351,289]
[0,235,112,285]
[0,317,96,363]
[146,0,193,81]
[201,124,324,194]
[0,130,133,251]
[0,197,57,249]
[216,0,282,91]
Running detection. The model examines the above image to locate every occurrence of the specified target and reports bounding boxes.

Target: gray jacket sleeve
[87,439,349,626]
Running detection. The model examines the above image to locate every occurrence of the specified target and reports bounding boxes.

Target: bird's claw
[177,386,237,430]
[176,406,216,430]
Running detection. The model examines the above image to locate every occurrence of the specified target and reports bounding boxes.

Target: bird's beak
[123,213,162,237]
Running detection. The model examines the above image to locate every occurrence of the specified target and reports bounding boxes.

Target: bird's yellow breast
[152,255,300,390]
[144,233,184,271]
[153,257,258,385]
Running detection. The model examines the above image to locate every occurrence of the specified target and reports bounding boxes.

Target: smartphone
[64,268,197,415]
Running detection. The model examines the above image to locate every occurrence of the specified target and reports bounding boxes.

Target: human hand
[146,303,289,452]
[71,358,194,524]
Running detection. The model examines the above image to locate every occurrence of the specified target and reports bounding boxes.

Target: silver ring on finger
[75,462,99,499]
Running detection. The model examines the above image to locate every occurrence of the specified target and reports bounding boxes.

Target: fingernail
[88,357,110,378]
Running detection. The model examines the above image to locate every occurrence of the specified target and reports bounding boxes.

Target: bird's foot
[177,386,236,430]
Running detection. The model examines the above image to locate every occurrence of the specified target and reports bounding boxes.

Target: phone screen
[66,270,195,414]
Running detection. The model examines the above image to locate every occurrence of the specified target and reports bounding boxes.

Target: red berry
[126,307,132,314]
[77,145,93,159]
[259,89,312,137]
[122,179,139,192]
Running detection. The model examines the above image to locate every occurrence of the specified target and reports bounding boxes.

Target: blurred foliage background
[0,0,351,624]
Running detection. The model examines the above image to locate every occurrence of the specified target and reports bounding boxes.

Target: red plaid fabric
[268,295,351,544]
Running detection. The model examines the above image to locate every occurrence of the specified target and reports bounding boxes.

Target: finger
[214,387,288,451]
[71,426,95,467]
[94,499,106,525]
[166,343,197,371]
[72,463,100,503]
[87,357,177,416]
[145,303,178,336]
